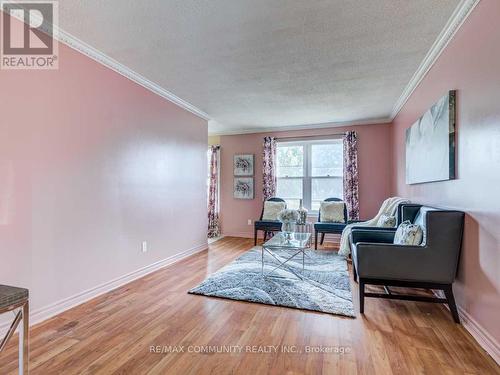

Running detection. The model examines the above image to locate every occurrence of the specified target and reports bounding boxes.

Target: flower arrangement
[278,209,299,236]
[277,209,299,223]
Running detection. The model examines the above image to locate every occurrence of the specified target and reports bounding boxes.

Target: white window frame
[276,137,343,213]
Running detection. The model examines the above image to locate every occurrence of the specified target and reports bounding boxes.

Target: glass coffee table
[261,232,312,279]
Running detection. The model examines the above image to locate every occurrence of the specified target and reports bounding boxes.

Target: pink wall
[220,123,391,237]
[391,0,500,347]
[0,17,208,326]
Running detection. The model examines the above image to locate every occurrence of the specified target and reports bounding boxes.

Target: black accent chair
[314,198,350,249]
[350,204,465,323]
[254,197,286,245]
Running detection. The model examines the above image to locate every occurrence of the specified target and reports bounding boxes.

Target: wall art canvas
[233,154,254,176]
[406,90,456,184]
[233,177,254,199]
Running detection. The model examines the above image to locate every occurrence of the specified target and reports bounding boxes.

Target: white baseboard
[222,232,341,245]
[0,242,208,335]
[222,231,254,239]
[433,290,499,365]
[208,236,224,244]
[459,306,500,365]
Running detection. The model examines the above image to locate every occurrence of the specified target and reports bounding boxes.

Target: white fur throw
[262,201,286,221]
[320,201,345,223]
[376,214,397,228]
[338,196,410,257]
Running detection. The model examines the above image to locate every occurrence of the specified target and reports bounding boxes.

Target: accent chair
[0,285,29,373]
[254,197,286,245]
[314,197,349,249]
[350,204,465,323]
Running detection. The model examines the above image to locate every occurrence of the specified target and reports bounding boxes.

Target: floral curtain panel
[262,136,277,201]
[343,131,360,220]
[208,145,221,238]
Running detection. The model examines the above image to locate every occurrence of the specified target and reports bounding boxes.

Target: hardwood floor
[1,237,498,374]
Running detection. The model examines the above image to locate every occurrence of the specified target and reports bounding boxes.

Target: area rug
[188,246,355,317]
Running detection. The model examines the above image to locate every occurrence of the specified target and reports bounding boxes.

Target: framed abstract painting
[233,177,254,199]
[233,154,254,176]
[405,90,456,184]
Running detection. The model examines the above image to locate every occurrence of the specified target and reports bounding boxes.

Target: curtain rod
[275,132,346,140]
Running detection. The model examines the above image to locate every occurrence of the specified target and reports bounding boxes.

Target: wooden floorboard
[0,237,498,374]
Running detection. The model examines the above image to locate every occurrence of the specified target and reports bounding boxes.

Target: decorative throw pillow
[262,201,286,221]
[320,201,345,223]
[393,220,423,245]
[376,214,396,228]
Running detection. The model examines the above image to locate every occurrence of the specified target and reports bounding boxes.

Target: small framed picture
[233,154,254,176]
[233,177,254,199]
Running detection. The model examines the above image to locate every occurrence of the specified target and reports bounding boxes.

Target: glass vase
[282,222,296,238]
[297,199,308,225]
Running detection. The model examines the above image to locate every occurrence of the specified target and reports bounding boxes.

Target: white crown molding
[0,242,208,336]
[55,28,210,121]
[4,1,479,135]
[209,117,392,136]
[390,0,480,120]
[2,1,210,121]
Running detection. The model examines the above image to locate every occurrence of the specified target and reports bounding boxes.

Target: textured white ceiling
[58,0,460,134]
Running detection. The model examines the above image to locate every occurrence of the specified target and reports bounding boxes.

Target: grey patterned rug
[188,246,355,317]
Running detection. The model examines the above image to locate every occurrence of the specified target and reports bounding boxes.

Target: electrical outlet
[247,219,252,225]
[141,241,148,253]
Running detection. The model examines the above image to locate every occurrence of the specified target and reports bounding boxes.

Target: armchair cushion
[319,201,345,223]
[262,201,286,221]
[393,220,423,245]
[350,226,397,233]
[314,222,347,233]
[351,229,396,245]
[254,220,282,231]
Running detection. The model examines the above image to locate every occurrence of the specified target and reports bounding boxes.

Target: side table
[0,285,29,374]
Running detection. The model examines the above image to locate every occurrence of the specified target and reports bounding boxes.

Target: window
[276,138,343,211]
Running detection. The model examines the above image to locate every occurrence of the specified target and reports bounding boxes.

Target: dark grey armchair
[350,204,465,323]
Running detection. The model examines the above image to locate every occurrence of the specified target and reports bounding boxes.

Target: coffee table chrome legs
[261,246,306,279]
